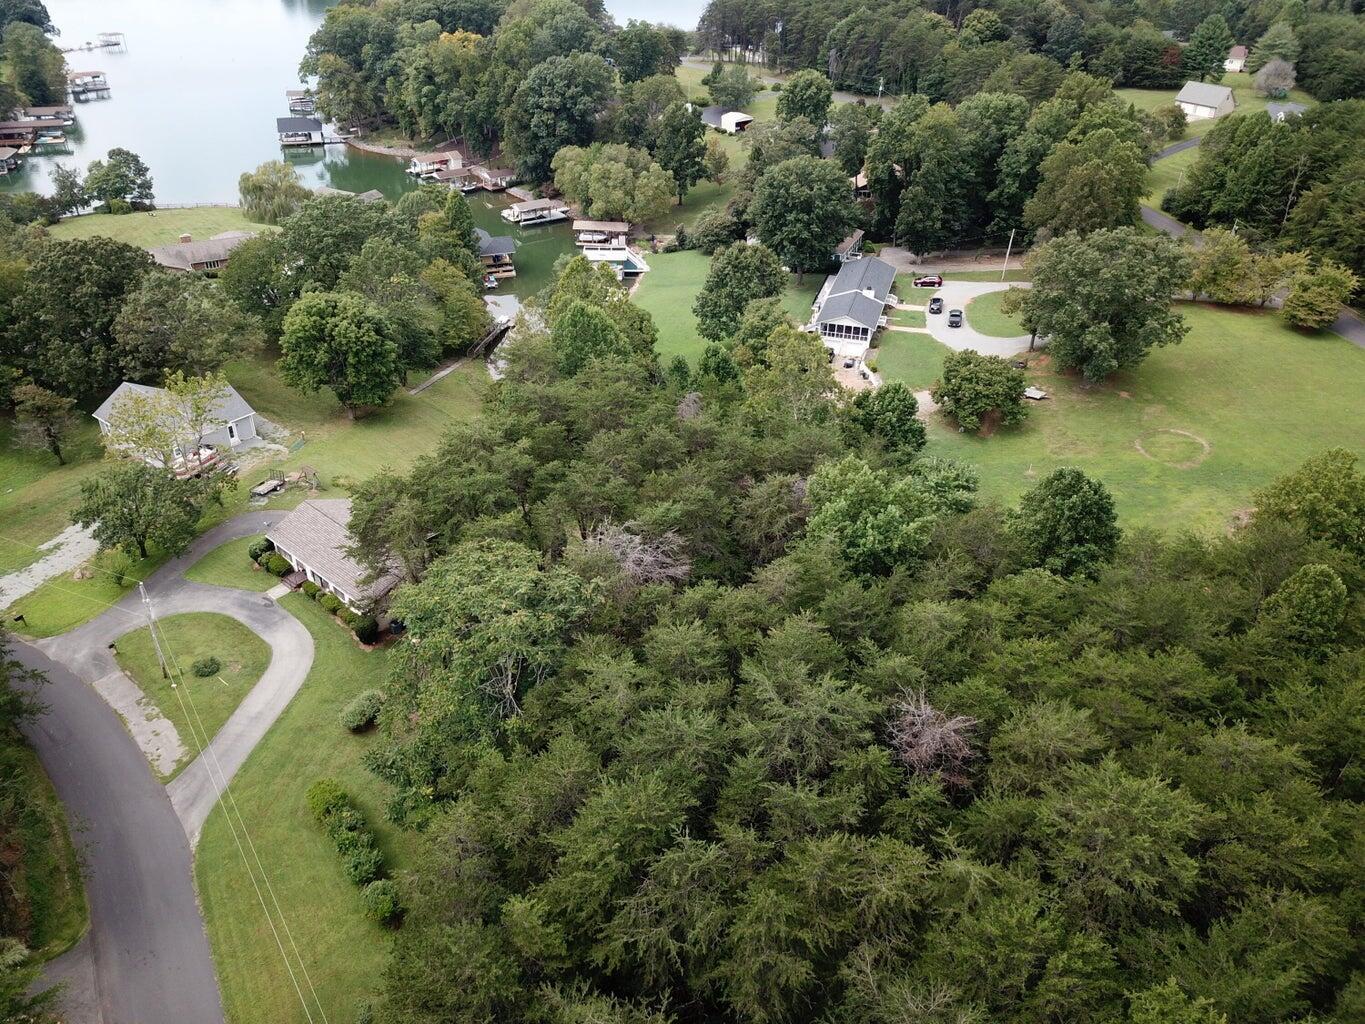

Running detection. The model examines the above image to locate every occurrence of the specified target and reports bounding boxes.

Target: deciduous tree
[237,160,312,224]
[82,148,155,210]
[931,349,1028,433]
[278,291,400,415]
[652,102,706,205]
[776,69,833,127]
[1012,228,1191,381]
[1281,259,1357,330]
[692,241,786,343]
[112,273,263,381]
[1011,468,1120,577]
[750,155,857,278]
[11,381,74,464]
[72,463,201,560]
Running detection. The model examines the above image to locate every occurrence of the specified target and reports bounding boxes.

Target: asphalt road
[15,642,225,1024]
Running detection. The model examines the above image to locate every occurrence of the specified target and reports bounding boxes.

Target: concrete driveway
[924,281,1035,358]
[20,510,319,1023]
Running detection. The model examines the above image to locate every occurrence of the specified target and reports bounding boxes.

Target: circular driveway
[924,281,1035,358]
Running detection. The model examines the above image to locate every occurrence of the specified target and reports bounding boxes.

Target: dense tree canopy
[341,251,1365,1024]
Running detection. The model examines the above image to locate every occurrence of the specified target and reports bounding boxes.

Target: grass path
[0,418,106,576]
[185,536,276,592]
[196,594,411,1024]
[114,613,270,780]
[965,290,1025,338]
[915,303,1365,532]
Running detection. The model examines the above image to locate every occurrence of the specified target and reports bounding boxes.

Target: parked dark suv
[913,274,943,288]
[928,297,944,314]
[947,308,964,327]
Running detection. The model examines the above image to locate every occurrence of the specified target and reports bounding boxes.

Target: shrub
[338,607,361,628]
[344,846,384,886]
[191,656,221,678]
[265,553,291,576]
[319,593,343,614]
[353,617,380,645]
[96,547,137,588]
[301,580,320,599]
[340,690,383,732]
[108,198,132,215]
[306,778,351,824]
[360,880,403,925]
[247,538,273,562]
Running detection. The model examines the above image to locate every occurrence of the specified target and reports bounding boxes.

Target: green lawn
[0,416,106,575]
[945,270,1032,282]
[114,613,270,780]
[965,290,1025,338]
[633,250,820,363]
[890,308,926,328]
[196,594,411,1024]
[1145,144,1201,206]
[185,536,277,592]
[919,303,1365,532]
[47,207,274,246]
[872,332,952,391]
[1,743,88,960]
[898,283,939,302]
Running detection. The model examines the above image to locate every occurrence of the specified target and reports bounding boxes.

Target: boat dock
[68,71,111,101]
[60,32,126,54]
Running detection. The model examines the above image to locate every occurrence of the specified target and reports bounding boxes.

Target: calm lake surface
[7,0,706,294]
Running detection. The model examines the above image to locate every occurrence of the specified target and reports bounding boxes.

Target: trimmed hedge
[248,537,273,562]
[319,593,343,614]
[340,690,383,732]
[192,656,221,678]
[301,580,320,599]
[353,616,380,645]
[306,778,392,897]
[265,553,291,576]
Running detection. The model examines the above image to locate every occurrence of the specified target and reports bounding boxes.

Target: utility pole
[138,582,170,679]
[1001,228,1016,282]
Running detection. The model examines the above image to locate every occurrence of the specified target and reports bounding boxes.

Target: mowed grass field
[0,416,106,575]
[872,331,952,391]
[196,594,416,1024]
[902,303,1365,532]
[185,535,277,592]
[114,612,271,779]
[633,250,821,363]
[966,290,1026,337]
[1145,143,1201,206]
[46,207,273,246]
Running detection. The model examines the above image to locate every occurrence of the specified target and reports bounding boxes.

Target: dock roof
[276,116,322,133]
[0,147,19,160]
[573,219,630,233]
[475,228,517,257]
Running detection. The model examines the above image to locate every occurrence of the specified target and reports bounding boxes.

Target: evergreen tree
[1183,16,1234,82]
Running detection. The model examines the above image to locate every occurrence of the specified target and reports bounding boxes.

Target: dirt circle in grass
[1134,429,1211,469]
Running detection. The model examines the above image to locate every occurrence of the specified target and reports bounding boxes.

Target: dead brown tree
[888,690,977,787]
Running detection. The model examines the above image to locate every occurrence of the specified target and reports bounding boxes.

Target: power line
[140,585,330,1024]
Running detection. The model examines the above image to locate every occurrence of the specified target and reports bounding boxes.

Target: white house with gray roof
[1175,81,1235,120]
[810,255,897,360]
[267,499,399,613]
[93,381,260,474]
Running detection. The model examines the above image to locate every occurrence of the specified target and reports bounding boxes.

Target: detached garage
[1176,81,1235,121]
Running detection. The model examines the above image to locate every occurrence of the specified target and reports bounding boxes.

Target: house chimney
[179,233,192,243]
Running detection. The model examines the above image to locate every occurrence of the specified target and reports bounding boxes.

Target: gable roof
[1227,45,1248,59]
[1176,81,1234,108]
[828,254,896,302]
[1266,102,1307,119]
[276,116,322,133]
[92,380,256,426]
[147,230,256,271]
[266,499,400,603]
[817,290,885,330]
[475,227,517,257]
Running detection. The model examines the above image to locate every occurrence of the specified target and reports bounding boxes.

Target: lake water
[5,0,706,295]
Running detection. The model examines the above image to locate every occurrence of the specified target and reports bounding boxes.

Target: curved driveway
[924,281,1035,358]
[18,510,315,1023]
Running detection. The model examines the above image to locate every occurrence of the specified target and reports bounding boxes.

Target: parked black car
[928,297,944,314]
[947,308,963,327]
